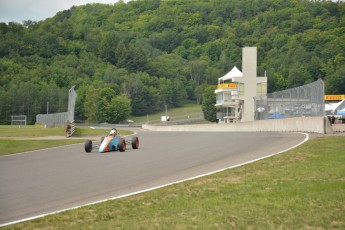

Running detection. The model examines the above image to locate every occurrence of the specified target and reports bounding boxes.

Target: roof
[325,99,345,111]
[219,66,243,81]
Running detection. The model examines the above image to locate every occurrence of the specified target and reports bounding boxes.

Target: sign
[324,95,345,101]
[217,83,237,89]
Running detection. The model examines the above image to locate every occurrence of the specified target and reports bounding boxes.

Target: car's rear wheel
[119,138,126,152]
[84,140,92,152]
[131,136,139,149]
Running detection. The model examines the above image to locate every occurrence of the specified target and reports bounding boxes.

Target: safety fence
[36,86,77,130]
[36,112,68,127]
[254,79,325,120]
[36,86,77,136]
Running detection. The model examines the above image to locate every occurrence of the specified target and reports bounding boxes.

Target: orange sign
[324,95,345,101]
[217,83,237,89]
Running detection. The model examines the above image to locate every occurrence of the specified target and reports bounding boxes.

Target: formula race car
[84,128,139,153]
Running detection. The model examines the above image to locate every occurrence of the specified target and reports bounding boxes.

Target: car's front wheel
[131,136,139,149]
[84,140,92,152]
[119,138,126,152]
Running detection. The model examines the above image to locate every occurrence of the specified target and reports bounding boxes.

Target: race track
[0,130,307,226]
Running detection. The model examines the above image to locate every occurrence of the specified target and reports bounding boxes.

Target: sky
[0,0,343,24]
[0,0,130,24]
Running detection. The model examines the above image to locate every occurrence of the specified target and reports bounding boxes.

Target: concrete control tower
[215,47,267,123]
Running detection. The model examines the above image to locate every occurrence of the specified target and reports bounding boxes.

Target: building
[215,47,267,123]
[324,95,345,116]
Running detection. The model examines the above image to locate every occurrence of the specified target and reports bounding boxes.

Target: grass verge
[0,125,131,137]
[0,125,68,137]
[129,103,203,123]
[3,136,345,229]
[0,126,132,156]
[0,139,84,156]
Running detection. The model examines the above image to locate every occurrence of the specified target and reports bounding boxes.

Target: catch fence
[254,79,325,120]
[36,86,77,127]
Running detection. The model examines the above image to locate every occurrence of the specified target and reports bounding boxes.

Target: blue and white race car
[84,128,139,153]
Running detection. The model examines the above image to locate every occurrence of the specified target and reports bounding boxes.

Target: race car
[84,128,139,153]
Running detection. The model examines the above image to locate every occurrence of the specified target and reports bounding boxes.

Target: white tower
[215,47,267,123]
[241,47,257,122]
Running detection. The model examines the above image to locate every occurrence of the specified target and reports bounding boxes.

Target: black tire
[84,140,92,152]
[131,136,139,149]
[119,138,126,152]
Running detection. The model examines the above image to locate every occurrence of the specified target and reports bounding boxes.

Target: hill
[0,0,344,124]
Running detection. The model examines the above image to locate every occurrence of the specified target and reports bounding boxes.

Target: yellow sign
[324,95,345,101]
[217,83,237,89]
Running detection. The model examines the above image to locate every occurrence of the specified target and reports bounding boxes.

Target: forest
[0,0,344,124]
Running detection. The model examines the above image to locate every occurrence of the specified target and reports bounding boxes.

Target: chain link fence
[254,79,325,120]
[36,112,69,127]
[36,86,77,127]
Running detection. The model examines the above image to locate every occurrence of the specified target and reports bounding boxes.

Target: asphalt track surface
[0,130,307,226]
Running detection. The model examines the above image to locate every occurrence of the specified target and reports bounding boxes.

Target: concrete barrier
[332,124,345,132]
[143,116,333,134]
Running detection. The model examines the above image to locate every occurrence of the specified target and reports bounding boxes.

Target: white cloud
[0,0,125,23]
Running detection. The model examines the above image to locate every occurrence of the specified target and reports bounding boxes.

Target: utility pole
[165,104,168,125]
[46,102,49,128]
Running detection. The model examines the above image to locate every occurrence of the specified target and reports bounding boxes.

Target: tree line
[0,0,344,124]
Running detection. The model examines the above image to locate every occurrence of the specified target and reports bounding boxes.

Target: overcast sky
[0,0,130,24]
[1,0,343,24]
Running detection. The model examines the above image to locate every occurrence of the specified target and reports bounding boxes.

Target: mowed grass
[0,139,84,156]
[0,125,130,137]
[0,125,69,137]
[0,126,132,156]
[3,136,345,229]
[129,103,203,123]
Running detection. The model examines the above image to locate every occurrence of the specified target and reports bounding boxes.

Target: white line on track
[0,132,309,227]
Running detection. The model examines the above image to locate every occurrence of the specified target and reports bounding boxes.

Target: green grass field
[2,136,344,229]
[0,125,131,138]
[0,126,132,156]
[0,139,84,156]
[129,103,204,123]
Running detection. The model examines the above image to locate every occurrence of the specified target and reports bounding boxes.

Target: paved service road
[0,130,307,225]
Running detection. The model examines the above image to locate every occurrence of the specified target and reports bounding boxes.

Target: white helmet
[110,130,116,135]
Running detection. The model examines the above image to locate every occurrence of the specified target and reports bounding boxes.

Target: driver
[109,128,117,136]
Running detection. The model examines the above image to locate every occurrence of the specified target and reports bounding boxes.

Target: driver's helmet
[109,128,117,136]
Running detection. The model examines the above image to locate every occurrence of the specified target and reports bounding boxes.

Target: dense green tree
[201,85,217,122]
[105,94,132,123]
[188,60,208,87]
[84,86,100,123]
[0,0,345,124]
[326,66,345,94]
